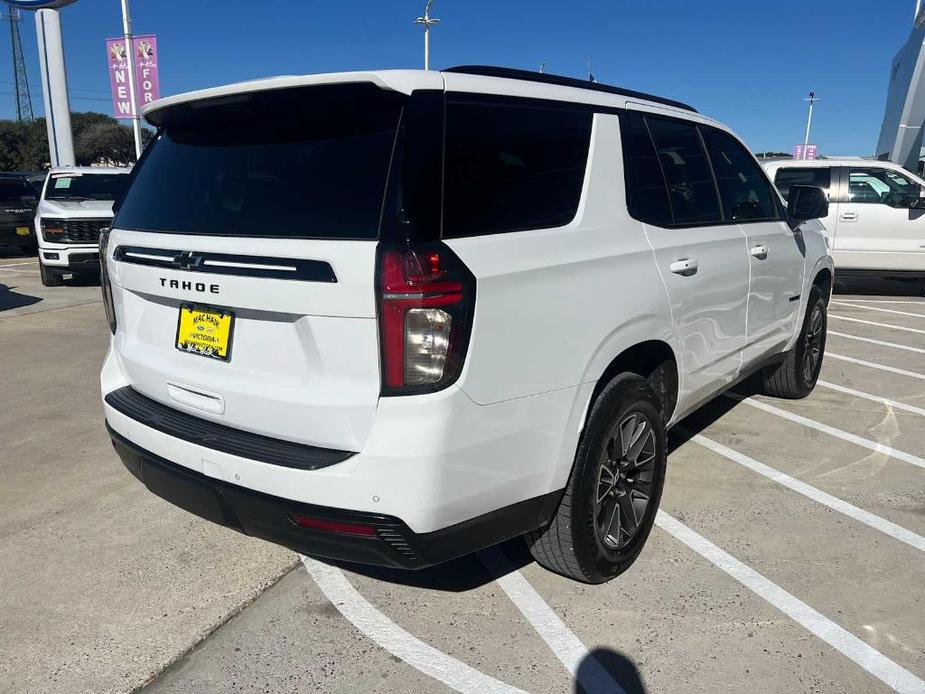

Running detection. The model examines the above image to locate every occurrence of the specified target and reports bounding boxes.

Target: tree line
[0,112,151,171]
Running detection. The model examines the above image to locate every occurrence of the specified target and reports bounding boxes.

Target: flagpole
[120,0,143,159]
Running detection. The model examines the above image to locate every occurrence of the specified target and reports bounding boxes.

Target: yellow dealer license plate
[15,226,30,236]
[175,305,234,361]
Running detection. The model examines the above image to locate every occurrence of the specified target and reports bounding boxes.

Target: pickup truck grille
[61,219,109,244]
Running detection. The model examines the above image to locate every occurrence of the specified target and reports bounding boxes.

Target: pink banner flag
[106,34,160,119]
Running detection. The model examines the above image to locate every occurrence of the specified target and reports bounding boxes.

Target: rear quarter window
[442,100,593,238]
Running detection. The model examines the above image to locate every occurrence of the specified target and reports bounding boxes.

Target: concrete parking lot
[2,250,924,693]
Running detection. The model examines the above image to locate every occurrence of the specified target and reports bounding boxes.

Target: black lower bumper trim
[105,386,354,471]
[67,252,100,269]
[107,424,562,569]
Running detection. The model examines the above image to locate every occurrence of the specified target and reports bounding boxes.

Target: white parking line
[0,260,37,268]
[829,331,925,355]
[655,511,925,694]
[831,301,925,319]
[302,557,525,694]
[684,432,925,552]
[829,314,925,336]
[727,394,925,470]
[828,352,925,382]
[479,547,622,694]
[817,380,925,417]
[0,267,36,275]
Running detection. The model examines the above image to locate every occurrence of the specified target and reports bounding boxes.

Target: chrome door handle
[750,245,769,259]
[669,258,698,276]
[840,212,858,221]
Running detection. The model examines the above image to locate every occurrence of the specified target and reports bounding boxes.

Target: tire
[40,262,64,287]
[526,373,667,583]
[760,285,827,399]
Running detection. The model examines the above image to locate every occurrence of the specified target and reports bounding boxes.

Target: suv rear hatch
[0,177,35,240]
[107,81,426,452]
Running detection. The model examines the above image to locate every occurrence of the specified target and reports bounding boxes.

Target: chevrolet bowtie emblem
[176,251,203,270]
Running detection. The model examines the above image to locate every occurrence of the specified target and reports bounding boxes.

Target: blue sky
[0,0,917,154]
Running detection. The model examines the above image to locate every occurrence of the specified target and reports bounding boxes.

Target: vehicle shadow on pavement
[577,647,647,693]
[834,275,925,297]
[0,283,42,312]
[320,536,533,592]
[670,379,760,453]
[0,245,36,259]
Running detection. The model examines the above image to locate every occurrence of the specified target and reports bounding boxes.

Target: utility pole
[120,0,143,159]
[414,0,439,71]
[5,8,34,121]
[803,91,818,146]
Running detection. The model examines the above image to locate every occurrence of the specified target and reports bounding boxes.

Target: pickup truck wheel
[761,285,827,399]
[526,373,666,583]
[39,262,64,287]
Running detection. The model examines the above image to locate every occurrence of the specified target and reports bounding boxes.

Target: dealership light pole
[414,0,439,70]
[803,90,818,146]
[120,0,143,159]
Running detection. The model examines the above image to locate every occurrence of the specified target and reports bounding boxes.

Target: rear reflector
[288,513,378,537]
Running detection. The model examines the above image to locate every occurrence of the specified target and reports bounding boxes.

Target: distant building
[876,2,925,172]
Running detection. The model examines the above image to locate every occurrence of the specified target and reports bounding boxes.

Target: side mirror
[787,185,828,223]
[883,187,925,209]
[914,187,925,209]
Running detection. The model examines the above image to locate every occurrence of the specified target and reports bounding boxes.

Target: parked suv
[0,173,39,254]
[36,166,131,286]
[763,158,925,277]
[101,67,833,583]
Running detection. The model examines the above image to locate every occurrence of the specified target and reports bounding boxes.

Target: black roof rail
[442,65,697,113]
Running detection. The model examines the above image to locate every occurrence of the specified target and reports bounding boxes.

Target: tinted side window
[0,178,32,204]
[619,111,672,227]
[847,167,919,205]
[646,117,722,225]
[774,167,831,201]
[701,128,778,222]
[443,100,592,238]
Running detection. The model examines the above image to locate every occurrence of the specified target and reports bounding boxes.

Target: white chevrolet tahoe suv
[763,158,925,278]
[101,67,833,583]
[36,166,131,286]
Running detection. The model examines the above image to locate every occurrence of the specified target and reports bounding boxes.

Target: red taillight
[377,243,475,394]
[288,514,378,537]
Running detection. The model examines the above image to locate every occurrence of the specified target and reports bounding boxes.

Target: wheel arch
[584,339,679,429]
[812,266,833,304]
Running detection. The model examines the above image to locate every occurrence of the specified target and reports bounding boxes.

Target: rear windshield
[46,174,129,201]
[114,84,403,239]
[0,178,32,204]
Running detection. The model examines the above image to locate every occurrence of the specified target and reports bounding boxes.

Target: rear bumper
[108,425,560,569]
[0,220,35,246]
